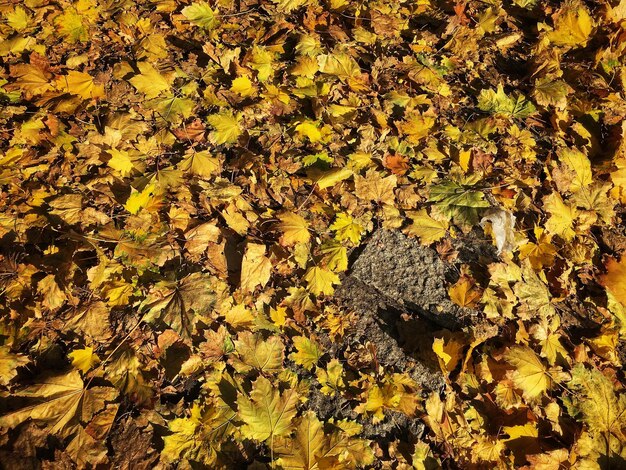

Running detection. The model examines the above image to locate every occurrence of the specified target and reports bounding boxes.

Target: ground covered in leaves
[1,0,626,468]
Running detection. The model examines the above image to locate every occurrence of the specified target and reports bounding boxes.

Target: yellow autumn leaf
[404,209,449,245]
[304,266,340,296]
[314,167,353,189]
[448,276,482,308]
[233,332,284,373]
[278,211,310,246]
[129,62,170,99]
[240,242,272,293]
[55,9,88,43]
[237,375,298,441]
[181,1,218,29]
[179,150,220,178]
[69,347,100,373]
[557,147,592,192]
[57,71,105,100]
[432,334,464,375]
[0,370,117,437]
[505,346,552,401]
[5,6,31,31]
[316,358,345,396]
[9,63,52,94]
[354,169,397,205]
[124,183,158,214]
[0,346,29,386]
[396,112,435,144]
[38,274,67,311]
[272,0,309,13]
[320,240,348,272]
[206,112,242,145]
[547,2,594,48]
[230,75,255,97]
[543,192,578,241]
[295,120,323,142]
[330,212,364,245]
[107,149,135,177]
[274,411,328,469]
[289,336,322,370]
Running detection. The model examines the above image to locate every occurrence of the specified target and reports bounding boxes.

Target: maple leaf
[330,213,364,245]
[124,183,159,214]
[514,261,556,319]
[129,62,170,99]
[232,332,284,374]
[532,78,571,109]
[274,411,329,469]
[289,336,323,370]
[547,1,594,48]
[207,112,242,145]
[304,266,340,296]
[278,212,311,246]
[56,71,105,100]
[69,347,101,373]
[318,53,361,81]
[403,210,447,245]
[5,6,31,31]
[179,151,220,178]
[505,346,553,401]
[543,192,578,241]
[38,274,67,311]
[237,375,298,441]
[316,359,345,397]
[182,2,218,30]
[162,400,236,466]
[140,272,222,341]
[448,275,482,308]
[107,149,135,177]
[105,348,153,405]
[319,240,348,272]
[477,84,536,118]
[240,242,272,293]
[556,147,592,192]
[355,169,397,206]
[54,8,88,43]
[396,112,436,143]
[567,364,626,463]
[0,370,117,437]
[429,180,490,226]
[231,75,255,97]
[9,63,52,95]
[432,333,465,375]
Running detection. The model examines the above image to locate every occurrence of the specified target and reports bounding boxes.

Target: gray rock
[335,229,491,392]
[347,229,476,330]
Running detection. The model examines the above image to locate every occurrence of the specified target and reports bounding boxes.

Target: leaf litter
[1,0,626,468]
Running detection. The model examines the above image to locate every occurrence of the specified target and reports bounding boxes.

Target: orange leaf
[448,275,482,308]
[600,257,626,307]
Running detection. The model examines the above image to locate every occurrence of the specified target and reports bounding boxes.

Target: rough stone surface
[327,229,496,438]
[347,229,475,330]
[335,229,496,391]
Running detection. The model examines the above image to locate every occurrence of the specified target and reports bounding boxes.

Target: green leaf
[429,180,490,226]
[477,84,536,118]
